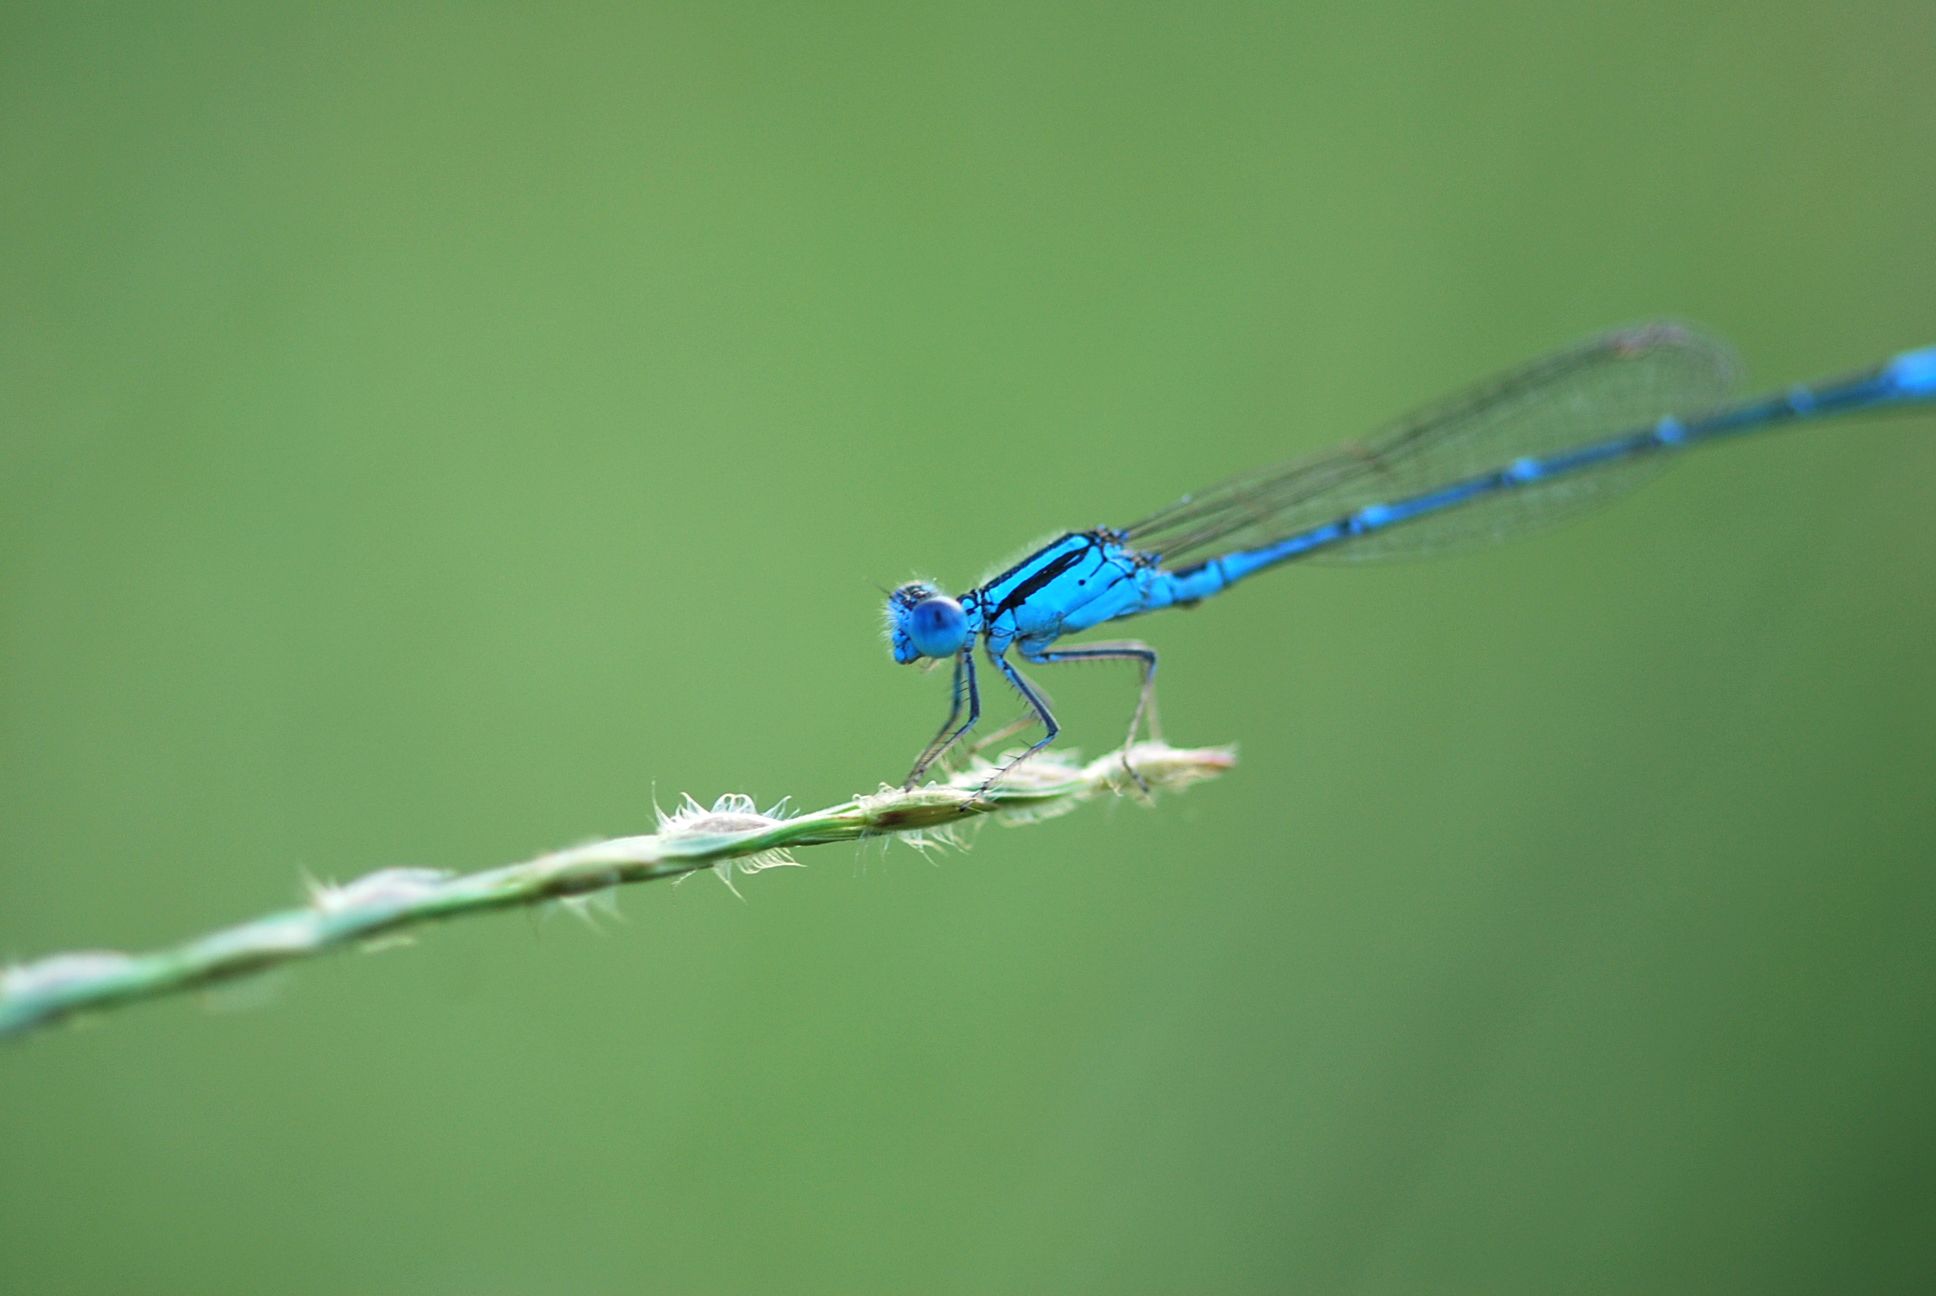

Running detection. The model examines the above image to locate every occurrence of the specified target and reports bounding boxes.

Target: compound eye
[907,596,968,658]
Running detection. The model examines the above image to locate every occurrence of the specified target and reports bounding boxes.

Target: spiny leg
[975,648,1060,797]
[967,676,1060,756]
[1023,640,1160,793]
[967,713,1037,757]
[903,648,980,789]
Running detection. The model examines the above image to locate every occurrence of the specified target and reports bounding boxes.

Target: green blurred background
[4,3,1933,1292]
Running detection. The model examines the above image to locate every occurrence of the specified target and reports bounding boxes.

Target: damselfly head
[886,581,967,663]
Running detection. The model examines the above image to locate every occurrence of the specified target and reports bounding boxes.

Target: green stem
[0,743,1234,1042]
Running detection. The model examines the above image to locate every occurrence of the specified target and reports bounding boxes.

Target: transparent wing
[1123,323,1743,565]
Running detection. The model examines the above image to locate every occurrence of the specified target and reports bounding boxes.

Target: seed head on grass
[0,742,1235,1042]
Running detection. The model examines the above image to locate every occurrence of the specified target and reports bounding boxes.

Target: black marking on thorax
[991,534,1099,618]
[979,531,1080,591]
